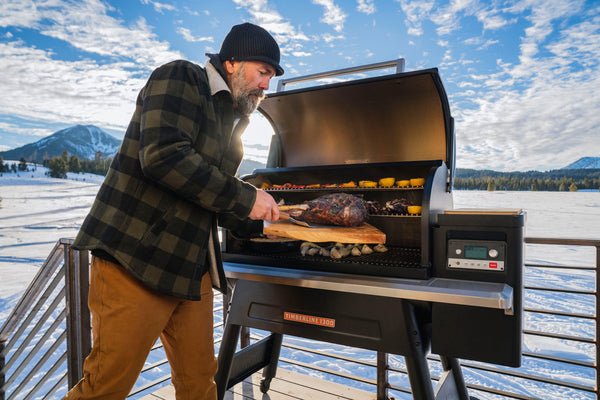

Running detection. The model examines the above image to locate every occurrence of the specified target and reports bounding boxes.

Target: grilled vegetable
[374,244,388,253]
[359,180,377,188]
[410,178,425,187]
[407,206,422,215]
[361,244,373,255]
[379,177,395,187]
[340,181,357,188]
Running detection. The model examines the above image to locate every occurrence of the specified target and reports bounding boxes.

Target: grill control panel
[447,239,506,271]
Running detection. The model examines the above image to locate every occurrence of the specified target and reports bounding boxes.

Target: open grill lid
[259,67,455,178]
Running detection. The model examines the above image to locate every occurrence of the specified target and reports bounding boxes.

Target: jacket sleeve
[137,61,256,220]
[218,212,264,238]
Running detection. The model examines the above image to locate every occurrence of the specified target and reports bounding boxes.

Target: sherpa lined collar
[206,59,230,96]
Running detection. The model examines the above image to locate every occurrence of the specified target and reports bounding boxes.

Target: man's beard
[230,63,265,115]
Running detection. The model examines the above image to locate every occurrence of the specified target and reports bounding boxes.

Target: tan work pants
[64,256,217,400]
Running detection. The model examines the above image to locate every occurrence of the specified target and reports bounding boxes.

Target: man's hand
[248,189,280,221]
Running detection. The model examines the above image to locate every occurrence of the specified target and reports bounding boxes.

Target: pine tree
[47,157,68,179]
[69,155,82,173]
[18,157,27,172]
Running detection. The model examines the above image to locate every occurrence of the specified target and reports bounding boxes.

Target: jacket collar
[206,56,230,96]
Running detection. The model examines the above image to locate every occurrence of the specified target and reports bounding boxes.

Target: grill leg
[404,354,434,399]
[402,301,435,400]
[215,322,242,400]
[260,332,283,393]
[437,356,470,400]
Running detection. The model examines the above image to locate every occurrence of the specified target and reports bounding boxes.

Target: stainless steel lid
[258,68,454,173]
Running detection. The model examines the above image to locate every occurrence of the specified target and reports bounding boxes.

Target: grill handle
[276,58,406,92]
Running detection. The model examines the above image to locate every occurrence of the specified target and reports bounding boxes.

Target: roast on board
[286,193,368,227]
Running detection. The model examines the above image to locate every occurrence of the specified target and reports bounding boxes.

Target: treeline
[42,151,112,178]
[454,168,600,191]
[0,151,112,179]
[0,156,28,174]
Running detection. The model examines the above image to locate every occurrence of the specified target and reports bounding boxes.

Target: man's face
[227,61,276,115]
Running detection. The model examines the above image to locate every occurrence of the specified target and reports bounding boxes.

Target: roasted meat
[385,198,410,214]
[288,193,368,227]
[366,198,411,215]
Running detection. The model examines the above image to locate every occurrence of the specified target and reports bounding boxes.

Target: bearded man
[66,23,283,400]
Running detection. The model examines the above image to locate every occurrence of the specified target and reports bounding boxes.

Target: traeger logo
[284,312,335,328]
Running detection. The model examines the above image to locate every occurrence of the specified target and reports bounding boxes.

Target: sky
[0,0,599,172]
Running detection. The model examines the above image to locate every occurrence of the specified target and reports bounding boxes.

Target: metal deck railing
[0,237,598,400]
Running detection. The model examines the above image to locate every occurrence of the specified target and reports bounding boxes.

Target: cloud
[0,0,185,132]
[0,121,52,138]
[430,0,514,36]
[176,27,214,43]
[312,0,348,33]
[140,0,176,14]
[395,0,512,39]
[232,0,309,43]
[464,37,499,49]
[356,0,375,15]
[0,0,42,28]
[397,0,434,36]
[456,78,600,171]
[474,7,512,30]
[430,0,475,35]
[231,0,311,62]
[322,33,345,42]
[5,0,183,68]
[0,40,145,131]
[454,4,600,171]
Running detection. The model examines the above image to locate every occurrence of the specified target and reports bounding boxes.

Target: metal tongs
[278,204,314,228]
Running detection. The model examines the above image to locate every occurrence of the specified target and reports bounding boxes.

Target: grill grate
[226,245,429,280]
[298,246,421,267]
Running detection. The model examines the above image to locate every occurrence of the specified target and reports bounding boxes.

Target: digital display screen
[464,245,488,260]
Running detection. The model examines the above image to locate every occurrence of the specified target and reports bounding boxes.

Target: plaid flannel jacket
[72,60,260,299]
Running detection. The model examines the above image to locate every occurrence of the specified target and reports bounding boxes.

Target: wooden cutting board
[263,220,386,244]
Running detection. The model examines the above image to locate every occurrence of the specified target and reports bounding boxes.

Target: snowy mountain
[562,156,600,169]
[0,125,121,163]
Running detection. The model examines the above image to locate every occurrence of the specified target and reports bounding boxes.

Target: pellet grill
[216,60,525,400]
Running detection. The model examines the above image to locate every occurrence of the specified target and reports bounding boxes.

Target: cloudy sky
[1,0,599,171]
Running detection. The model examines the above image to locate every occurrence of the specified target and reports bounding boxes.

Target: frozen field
[1,165,598,399]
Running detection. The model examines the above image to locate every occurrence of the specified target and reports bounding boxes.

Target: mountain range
[0,124,598,174]
[0,124,264,176]
[562,157,600,169]
[0,125,121,164]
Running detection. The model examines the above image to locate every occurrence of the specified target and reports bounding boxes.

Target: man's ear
[223,60,237,74]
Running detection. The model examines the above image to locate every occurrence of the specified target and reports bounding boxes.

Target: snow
[0,163,104,302]
[1,161,599,400]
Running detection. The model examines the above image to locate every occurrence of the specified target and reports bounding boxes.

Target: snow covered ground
[1,161,599,399]
[0,164,103,302]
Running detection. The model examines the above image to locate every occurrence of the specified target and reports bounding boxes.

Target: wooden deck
[140,368,376,400]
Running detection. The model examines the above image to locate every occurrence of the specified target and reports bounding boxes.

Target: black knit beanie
[217,23,284,76]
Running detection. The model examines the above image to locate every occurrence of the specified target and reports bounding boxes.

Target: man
[66,22,283,400]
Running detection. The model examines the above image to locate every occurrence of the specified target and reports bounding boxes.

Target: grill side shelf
[223,263,514,314]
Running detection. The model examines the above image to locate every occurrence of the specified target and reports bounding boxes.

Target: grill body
[217,61,524,399]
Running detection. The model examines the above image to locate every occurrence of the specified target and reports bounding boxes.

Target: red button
[489,262,498,269]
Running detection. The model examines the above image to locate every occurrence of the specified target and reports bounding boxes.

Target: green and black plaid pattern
[73,60,258,299]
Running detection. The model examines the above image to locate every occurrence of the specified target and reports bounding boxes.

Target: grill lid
[259,68,454,175]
